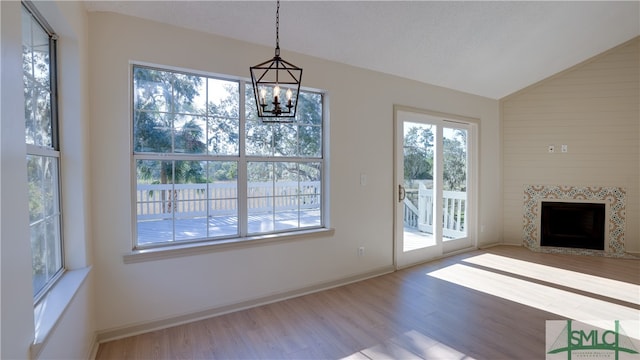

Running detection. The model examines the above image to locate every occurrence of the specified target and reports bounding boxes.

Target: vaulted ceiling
[84,1,640,99]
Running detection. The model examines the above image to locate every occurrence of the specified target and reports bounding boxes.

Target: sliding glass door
[394,108,475,268]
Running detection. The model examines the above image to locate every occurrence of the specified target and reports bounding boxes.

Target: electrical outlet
[358,247,365,256]
[561,144,568,153]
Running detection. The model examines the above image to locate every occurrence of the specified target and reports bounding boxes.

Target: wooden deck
[403,226,436,252]
[137,210,322,245]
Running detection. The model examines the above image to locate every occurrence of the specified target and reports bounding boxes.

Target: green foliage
[134,67,208,185]
[403,126,467,191]
[134,66,324,216]
[244,89,322,181]
[209,161,237,181]
[443,131,467,191]
[403,126,434,180]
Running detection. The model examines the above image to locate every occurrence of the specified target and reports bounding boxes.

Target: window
[22,2,64,300]
[133,65,325,248]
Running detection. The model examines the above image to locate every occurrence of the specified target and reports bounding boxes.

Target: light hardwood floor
[96,246,640,359]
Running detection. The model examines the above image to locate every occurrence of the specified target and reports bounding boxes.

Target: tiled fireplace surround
[523,185,627,257]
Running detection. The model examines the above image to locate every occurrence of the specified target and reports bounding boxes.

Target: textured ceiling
[84,1,640,99]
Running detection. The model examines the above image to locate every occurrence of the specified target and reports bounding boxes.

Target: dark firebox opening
[540,201,605,250]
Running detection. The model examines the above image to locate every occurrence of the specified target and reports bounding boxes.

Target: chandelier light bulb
[273,85,281,101]
[286,88,293,107]
[260,88,267,105]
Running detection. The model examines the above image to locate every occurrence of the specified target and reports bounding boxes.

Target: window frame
[22,0,65,303]
[130,63,327,251]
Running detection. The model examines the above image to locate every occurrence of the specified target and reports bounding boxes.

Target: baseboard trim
[480,242,521,249]
[395,246,479,270]
[95,265,395,344]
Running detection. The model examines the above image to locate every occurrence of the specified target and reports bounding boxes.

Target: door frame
[393,105,479,269]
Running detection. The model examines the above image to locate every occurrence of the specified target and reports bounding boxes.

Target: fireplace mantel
[523,185,626,256]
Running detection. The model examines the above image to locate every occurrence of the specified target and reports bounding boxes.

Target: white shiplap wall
[501,37,640,253]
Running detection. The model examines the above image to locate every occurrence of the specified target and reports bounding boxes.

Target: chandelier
[250,0,303,121]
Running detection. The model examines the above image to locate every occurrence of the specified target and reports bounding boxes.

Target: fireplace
[540,201,605,250]
[523,185,626,256]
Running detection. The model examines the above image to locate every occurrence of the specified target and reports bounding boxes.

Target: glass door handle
[399,184,406,202]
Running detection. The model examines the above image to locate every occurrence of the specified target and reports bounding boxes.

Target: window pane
[248,162,274,234]
[208,117,239,155]
[173,166,208,241]
[273,124,297,157]
[27,155,45,223]
[136,159,175,246]
[245,85,273,157]
[133,68,174,153]
[133,111,172,153]
[27,155,62,296]
[295,92,323,125]
[30,221,47,295]
[442,128,468,241]
[44,217,62,279]
[246,161,322,235]
[34,90,52,148]
[172,73,206,115]
[300,162,322,228]
[22,10,52,148]
[207,79,239,155]
[173,160,208,242]
[274,162,299,230]
[43,157,58,216]
[245,83,258,121]
[298,125,322,158]
[208,78,239,118]
[245,120,273,156]
[208,161,238,238]
[133,67,171,113]
[174,115,206,154]
[443,128,467,192]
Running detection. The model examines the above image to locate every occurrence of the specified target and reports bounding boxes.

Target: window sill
[31,266,91,357]
[123,228,335,264]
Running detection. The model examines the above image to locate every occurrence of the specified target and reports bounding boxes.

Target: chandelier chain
[275,0,280,51]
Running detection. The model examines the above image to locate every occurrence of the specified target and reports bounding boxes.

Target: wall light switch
[561,144,568,153]
[360,173,367,186]
[548,145,555,153]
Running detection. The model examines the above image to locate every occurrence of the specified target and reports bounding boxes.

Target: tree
[403,126,434,181]
[134,67,209,212]
[245,89,323,183]
[443,130,467,191]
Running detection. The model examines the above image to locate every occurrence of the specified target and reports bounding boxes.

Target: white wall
[501,38,640,253]
[1,2,36,358]
[88,12,501,335]
[1,1,95,358]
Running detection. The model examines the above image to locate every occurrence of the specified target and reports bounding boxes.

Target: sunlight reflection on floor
[341,330,474,360]
[462,253,640,305]
[427,262,640,340]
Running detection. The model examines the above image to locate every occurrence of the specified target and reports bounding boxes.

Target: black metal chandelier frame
[250,0,303,121]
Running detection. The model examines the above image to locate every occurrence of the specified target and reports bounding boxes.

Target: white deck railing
[137,181,321,220]
[404,183,467,238]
